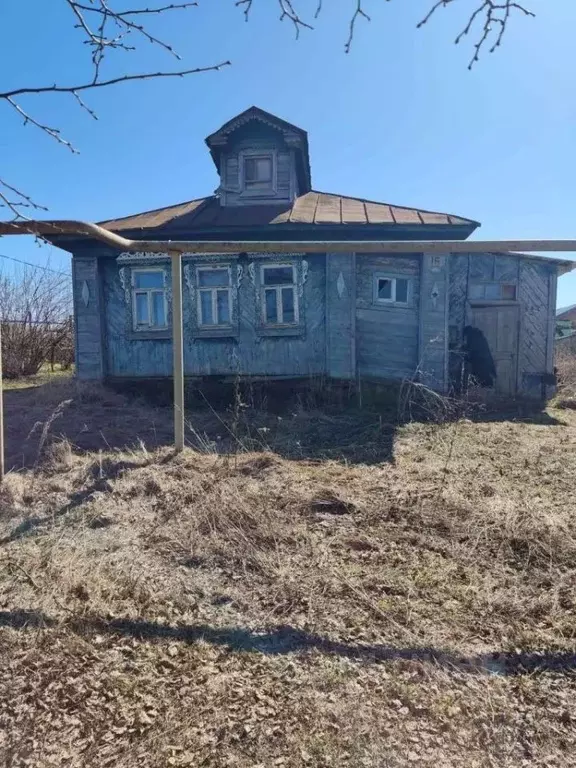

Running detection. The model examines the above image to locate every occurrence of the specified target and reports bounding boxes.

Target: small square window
[501,284,516,300]
[469,283,485,300]
[469,282,517,301]
[485,283,501,300]
[243,154,275,192]
[374,275,410,305]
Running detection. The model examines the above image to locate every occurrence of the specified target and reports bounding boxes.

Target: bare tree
[0,0,535,221]
[0,266,73,378]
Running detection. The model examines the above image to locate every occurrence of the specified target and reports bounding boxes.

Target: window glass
[395,278,409,303]
[501,284,516,300]
[469,283,485,300]
[152,292,166,326]
[485,283,501,300]
[198,268,229,287]
[135,293,149,325]
[200,291,213,325]
[265,288,278,323]
[281,287,295,323]
[245,157,272,183]
[134,271,163,290]
[216,290,230,324]
[377,278,393,300]
[263,266,294,285]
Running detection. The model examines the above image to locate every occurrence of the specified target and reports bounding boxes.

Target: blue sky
[1,0,576,306]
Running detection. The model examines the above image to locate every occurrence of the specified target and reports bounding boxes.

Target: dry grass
[554,348,576,409]
[1,380,576,766]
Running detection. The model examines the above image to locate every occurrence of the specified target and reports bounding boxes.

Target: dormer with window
[205,107,311,206]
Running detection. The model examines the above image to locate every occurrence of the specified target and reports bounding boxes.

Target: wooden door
[469,305,519,395]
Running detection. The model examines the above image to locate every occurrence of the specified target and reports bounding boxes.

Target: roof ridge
[98,196,212,226]
[311,189,479,225]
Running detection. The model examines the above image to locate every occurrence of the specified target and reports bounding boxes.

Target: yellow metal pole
[170,250,185,451]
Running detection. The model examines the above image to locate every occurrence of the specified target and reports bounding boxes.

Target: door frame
[466,301,521,396]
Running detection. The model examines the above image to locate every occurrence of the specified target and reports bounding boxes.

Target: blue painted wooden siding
[355,254,421,381]
[448,253,557,395]
[326,252,356,379]
[419,254,449,391]
[73,256,106,379]
[102,254,326,378]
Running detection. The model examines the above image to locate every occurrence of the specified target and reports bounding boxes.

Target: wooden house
[53,107,572,398]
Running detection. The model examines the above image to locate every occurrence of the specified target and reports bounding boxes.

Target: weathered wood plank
[289,192,318,223]
[364,202,394,224]
[355,254,420,382]
[517,261,551,395]
[341,197,367,224]
[314,194,341,224]
[469,254,494,281]
[390,207,422,225]
[326,252,356,379]
[73,256,105,379]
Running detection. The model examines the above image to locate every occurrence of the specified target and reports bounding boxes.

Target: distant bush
[554,347,576,409]
[0,267,73,378]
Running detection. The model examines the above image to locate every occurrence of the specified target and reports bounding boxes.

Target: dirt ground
[1,378,575,767]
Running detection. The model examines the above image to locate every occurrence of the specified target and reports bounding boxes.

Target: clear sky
[1,0,575,306]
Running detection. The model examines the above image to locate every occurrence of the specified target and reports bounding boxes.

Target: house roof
[557,303,576,318]
[98,191,479,235]
[205,106,312,193]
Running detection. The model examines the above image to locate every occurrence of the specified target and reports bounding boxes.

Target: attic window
[242,153,275,193]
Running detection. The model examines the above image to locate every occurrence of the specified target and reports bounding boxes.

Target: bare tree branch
[6,97,79,153]
[0,0,537,226]
[344,0,371,54]
[0,179,48,224]
[236,0,313,37]
[0,62,231,100]
[417,0,535,68]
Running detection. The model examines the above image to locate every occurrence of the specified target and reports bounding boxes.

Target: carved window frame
[250,254,308,338]
[118,258,172,339]
[183,256,240,339]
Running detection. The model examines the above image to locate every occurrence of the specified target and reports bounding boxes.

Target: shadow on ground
[1,609,574,677]
[3,377,565,471]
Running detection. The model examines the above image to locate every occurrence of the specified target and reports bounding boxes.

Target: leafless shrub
[554,347,576,408]
[0,266,72,378]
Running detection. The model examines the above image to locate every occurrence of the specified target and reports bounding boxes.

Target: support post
[170,250,185,451]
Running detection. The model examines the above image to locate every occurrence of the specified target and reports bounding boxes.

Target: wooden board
[469,305,520,396]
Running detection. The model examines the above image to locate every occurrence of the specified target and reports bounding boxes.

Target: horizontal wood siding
[102,254,326,378]
[355,254,420,380]
[73,257,105,379]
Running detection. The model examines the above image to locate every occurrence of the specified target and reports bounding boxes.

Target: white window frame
[239,149,277,195]
[373,274,411,306]
[260,263,299,327]
[196,265,233,328]
[131,268,168,331]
